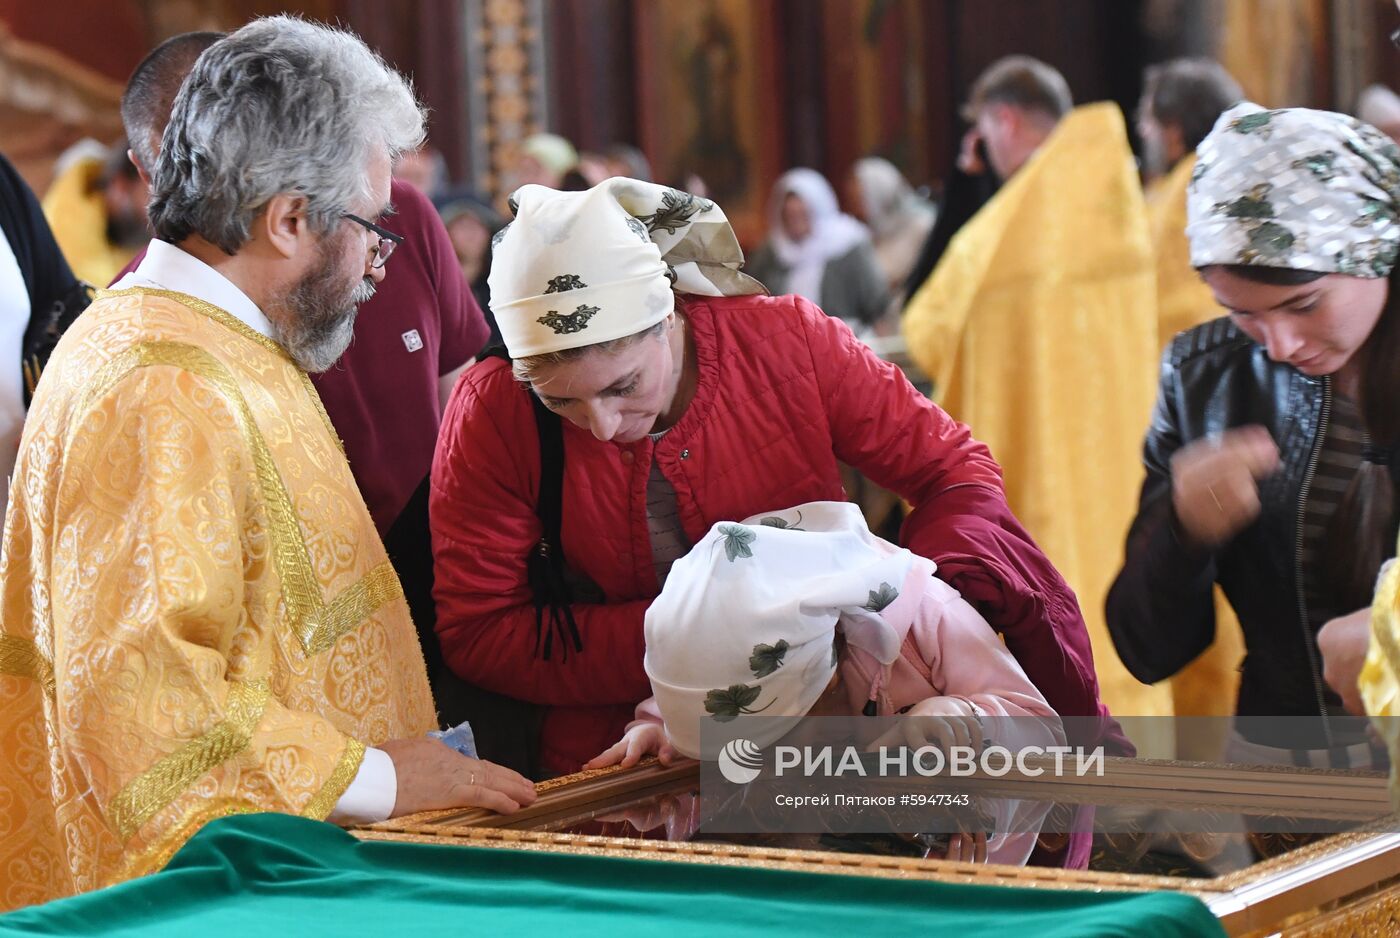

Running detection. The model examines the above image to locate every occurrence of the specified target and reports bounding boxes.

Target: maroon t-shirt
[310,180,487,533]
[114,179,488,535]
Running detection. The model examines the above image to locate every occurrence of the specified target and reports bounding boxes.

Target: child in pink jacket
[587,501,1062,865]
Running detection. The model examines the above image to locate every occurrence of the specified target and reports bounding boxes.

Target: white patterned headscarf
[1187,101,1400,277]
[488,177,765,358]
[643,501,918,759]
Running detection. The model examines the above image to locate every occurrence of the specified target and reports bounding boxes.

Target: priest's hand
[1170,426,1280,549]
[1319,607,1372,716]
[380,738,538,817]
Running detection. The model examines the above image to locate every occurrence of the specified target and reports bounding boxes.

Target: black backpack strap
[22,278,93,405]
[526,388,584,661]
[479,344,585,661]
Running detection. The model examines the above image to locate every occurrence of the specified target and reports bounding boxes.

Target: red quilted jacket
[431,293,1124,776]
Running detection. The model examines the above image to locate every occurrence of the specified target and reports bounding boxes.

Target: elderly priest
[0,16,533,911]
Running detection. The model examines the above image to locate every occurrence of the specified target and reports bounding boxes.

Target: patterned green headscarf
[1187,101,1400,278]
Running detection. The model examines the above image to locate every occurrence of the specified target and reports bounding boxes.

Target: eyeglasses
[343,213,404,269]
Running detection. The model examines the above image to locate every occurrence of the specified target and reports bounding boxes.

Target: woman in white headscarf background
[430,176,1122,790]
[586,501,1061,866]
[1107,103,1400,769]
[847,157,937,309]
[745,168,890,332]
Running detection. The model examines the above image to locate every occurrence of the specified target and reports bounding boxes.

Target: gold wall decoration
[463,0,549,203]
[1218,0,1330,108]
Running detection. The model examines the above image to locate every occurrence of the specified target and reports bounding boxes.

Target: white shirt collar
[112,239,277,340]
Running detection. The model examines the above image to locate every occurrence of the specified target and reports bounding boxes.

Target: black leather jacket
[1107,318,1399,746]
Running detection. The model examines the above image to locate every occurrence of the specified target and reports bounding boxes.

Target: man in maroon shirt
[311,176,486,537]
[117,32,489,716]
[317,176,488,700]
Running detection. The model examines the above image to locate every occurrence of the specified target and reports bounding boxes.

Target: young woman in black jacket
[1107,102,1400,765]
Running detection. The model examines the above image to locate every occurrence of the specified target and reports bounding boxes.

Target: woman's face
[1200,266,1388,377]
[529,325,678,443]
[780,192,813,242]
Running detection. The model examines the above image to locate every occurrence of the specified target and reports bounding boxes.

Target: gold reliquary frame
[353,758,1400,937]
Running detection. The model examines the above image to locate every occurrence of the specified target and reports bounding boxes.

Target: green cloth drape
[0,814,1225,937]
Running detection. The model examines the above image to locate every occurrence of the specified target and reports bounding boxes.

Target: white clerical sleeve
[327,746,397,825]
[0,229,29,521]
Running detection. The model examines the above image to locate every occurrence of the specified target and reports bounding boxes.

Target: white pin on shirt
[401,329,423,352]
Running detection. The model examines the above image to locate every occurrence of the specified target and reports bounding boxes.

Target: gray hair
[148,16,424,254]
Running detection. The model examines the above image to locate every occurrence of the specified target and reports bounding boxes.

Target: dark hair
[101,137,141,184]
[1141,59,1244,154]
[559,169,590,192]
[1228,263,1399,609]
[1345,266,1400,608]
[120,31,226,176]
[1223,265,1323,287]
[602,143,652,182]
[962,55,1072,124]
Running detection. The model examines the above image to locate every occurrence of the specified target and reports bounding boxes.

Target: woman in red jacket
[430,178,1122,785]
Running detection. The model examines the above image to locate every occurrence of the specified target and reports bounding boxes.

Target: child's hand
[583,722,675,770]
[943,832,988,863]
[872,696,983,755]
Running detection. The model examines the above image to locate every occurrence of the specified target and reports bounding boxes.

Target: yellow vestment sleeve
[1362,556,1400,806]
[1147,155,1225,350]
[24,360,363,890]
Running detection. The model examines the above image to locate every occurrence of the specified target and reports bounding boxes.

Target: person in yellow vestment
[1139,59,1244,349]
[1115,102,1397,770]
[41,141,149,287]
[1359,557,1400,805]
[903,61,1168,736]
[0,17,534,912]
[1136,58,1246,760]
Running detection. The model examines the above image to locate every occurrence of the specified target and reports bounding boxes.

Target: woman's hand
[872,696,984,755]
[1170,426,1280,548]
[583,722,675,770]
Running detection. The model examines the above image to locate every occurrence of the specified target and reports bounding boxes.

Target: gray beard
[275,275,376,373]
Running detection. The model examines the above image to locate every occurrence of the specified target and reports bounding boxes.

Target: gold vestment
[0,288,435,910]
[903,103,1171,731]
[1146,154,1226,349]
[1363,556,1400,805]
